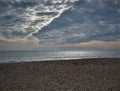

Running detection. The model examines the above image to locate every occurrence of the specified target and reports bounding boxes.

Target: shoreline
[0,58,120,64]
[0,58,120,91]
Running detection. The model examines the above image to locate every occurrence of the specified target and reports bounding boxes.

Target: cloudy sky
[0,0,120,50]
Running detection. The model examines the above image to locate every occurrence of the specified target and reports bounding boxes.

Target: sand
[0,58,120,91]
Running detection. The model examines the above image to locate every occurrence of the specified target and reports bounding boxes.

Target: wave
[0,50,119,63]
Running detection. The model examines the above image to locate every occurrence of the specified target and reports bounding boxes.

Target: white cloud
[0,0,79,41]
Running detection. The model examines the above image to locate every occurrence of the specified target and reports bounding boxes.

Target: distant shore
[0,58,120,91]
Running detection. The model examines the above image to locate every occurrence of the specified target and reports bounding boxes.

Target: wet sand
[0,58,120,91]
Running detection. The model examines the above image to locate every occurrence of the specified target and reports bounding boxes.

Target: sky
[0,0,120,50]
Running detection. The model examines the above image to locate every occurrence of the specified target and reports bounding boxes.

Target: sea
[0,50,119,63]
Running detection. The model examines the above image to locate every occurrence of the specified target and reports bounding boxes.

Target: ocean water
[0,50,119,63]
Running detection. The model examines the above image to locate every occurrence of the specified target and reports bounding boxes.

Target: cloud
[68,40,120,48]
[0,0,78,40]
[0,0,120,49]
[0,37,40,50]
[33,0,120,45]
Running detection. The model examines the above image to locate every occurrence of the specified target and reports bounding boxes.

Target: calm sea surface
[0,50,119,63]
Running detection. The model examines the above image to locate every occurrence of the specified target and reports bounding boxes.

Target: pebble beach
[0,58,120,91]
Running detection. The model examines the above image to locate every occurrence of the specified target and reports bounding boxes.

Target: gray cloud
[33,0,120,45]
[0,0,120,47]
[0,0,78,39]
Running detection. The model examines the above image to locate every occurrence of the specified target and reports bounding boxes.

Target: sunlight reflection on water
[0,50,119,63]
